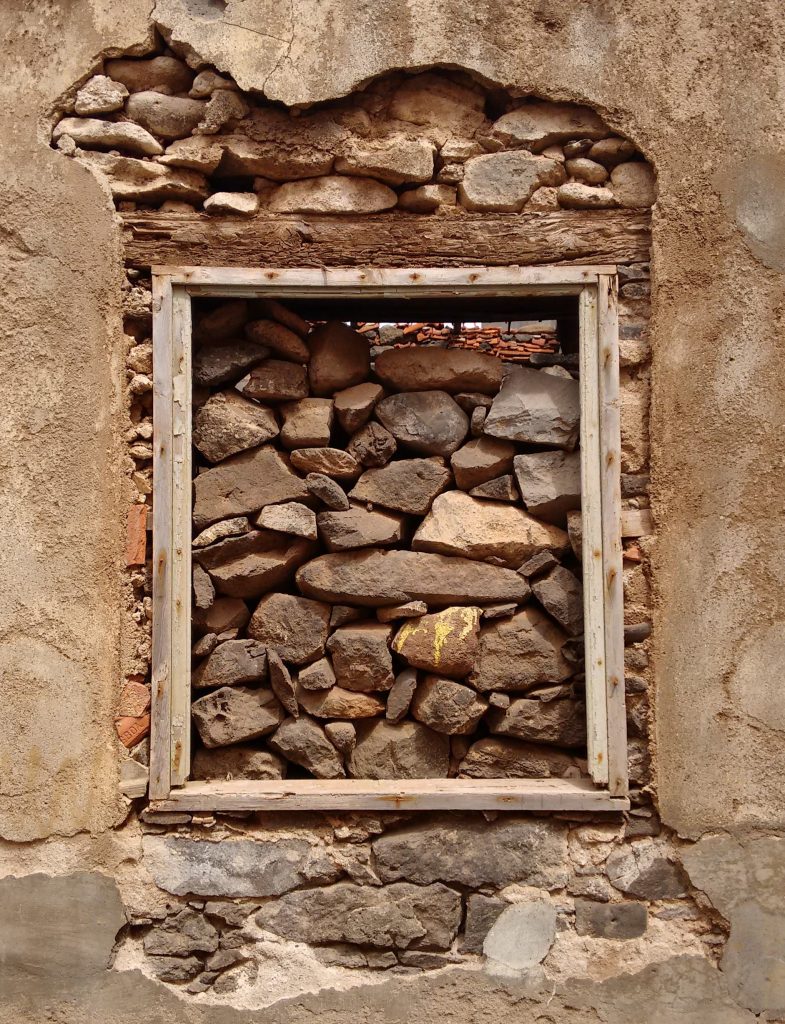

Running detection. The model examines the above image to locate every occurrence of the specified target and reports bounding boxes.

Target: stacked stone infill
[188,298,584,780]
[116,269,155,795]
[118,810,725,995]
[51,56,656,216]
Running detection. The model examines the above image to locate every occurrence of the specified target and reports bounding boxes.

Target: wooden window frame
[148,265,628,813]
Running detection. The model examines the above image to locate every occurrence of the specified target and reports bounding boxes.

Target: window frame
[148,265,628,813]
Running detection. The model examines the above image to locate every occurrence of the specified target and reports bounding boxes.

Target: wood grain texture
[122,210,651,270]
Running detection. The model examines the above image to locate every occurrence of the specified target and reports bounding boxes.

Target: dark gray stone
[143,909,219,956]
[462,894,507,953]
[575,899,648,939]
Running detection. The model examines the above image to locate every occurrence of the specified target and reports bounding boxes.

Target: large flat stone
[193,446,309,527]
[376,391,469,456]
[143,835,336,897]
[198,530,315,598]
[191,686,284,748]
[470,606,573,692]
[335,134,435,185]
[255,881,461,950]
[76,150,209,203]
[514,450,581,525]
[392,605,481,677]
[348,720,450,778]
[193,389,279,462]
[349,458,451,514]
[490,102,609,150]
[242,359,309,402]
[270,175,397,213]
[190,745,285,780]
[53,116,162,156]
[247,592,330,664]
[487,695,586,747]
[296,549,532,607]
[217,107,341,179]
[459,151,565,212]
[373,815,568,888]
[485,367,580,449]
[296,683,385,719]
[374,347,504,394]
[483,902,557,973]
[458,737,584,778]
[317,506,404,550]
[307,321,371,395]
[412,490,569,568]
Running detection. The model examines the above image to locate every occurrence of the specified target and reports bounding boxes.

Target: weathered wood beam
[122,210,651,270]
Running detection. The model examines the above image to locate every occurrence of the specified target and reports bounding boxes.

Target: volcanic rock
[257,501,317,540]
[298,657,336,691]
[245,319,310,363]
[290,447,360,479]
[307,321,371,395]
[305,473,350,510]
[247,592,330,664]
[514,451,581,525]
[485,367,580,449]
[413,490,569,568]
[297,684,385,719]
[296,549,531,607]
[193,563,214,609]
[376,391,469,457]
[193,389,278,462]
[349,458,451,515]
[279,398,333,449]
[333,382,384,433]
[487,696,586,747]
[450,437,516,491]
[242,360,309,402]
[192,639,268,689]
[193,446,308,527]
[192,516,251,549]
[192,687,284,748]
[191,745,286,781]
[194,301,248,342]
[470,607,573,692]
[386,668,418,723]
[317,507,404,551]
[348,720,450,779]
[459,737,583,779]
[411,676,488,735]
[324,721,357,756]
[392,606,481,677]
[198,531,315,598]
[192,597,250,635]
[268,650,299,717]
[377,601,428,623]
[192,339,269,387]
[269,716,345,778]
[469,475,519,502]
[374,348,504,395]
[326,623,395,692]
[531,566,584,636]
[346,421,398,467]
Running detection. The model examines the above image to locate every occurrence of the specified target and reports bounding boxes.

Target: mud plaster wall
[1,2,785,1023]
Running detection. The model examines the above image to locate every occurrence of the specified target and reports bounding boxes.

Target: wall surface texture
[1,1,784,1022]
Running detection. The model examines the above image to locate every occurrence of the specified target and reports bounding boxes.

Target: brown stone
[191,746,286,781]
[470,606,573,692]
[611,161,657,208]
[490,102,609,150]
[296,683,385,719]
[192,339,269,387]
[290,447,360,479]
[376,391,469,457]
[333,382,384,433]
[192,517,251,549]
[349,458,451,515]
[317,507,404,551]
[335,134,435,185]
[193,446,309,528]
[458,737,584,778]
[298,657,336,691]
[256,501,317,540]
[454,393,493,413]
[305,472,350,510]
[459,151,565,212]
[194,301,248,342]
[392,606,481,678]
[199,531,315,598]
[518,550,560,579]
[218,107,340,179]
[330,606,363,628]
[192,639,268,689]
[374,348,504,395]
[487,696,586,747]
[346,421,398,467]
[296,549,531,607]
[117,680,151,718]
[192,687,284,748]
[279,399,333,449]
[531,566,584,636]
[126,91,206,140]
[348,720,450,779]
[105,55,193,94]
[253,298,310,339]
[514,451,581,526]
[268,650,299,717]
[482,604,518,621]
[327,623,395,692]
[53,117,162,157]
[307,321,371,396]
[77,150,209,203]
[193,598,250,635]
[193,389,279,462]
[470,406,486,436]
[243,360,309,402]
[567,509,583,560]
[269,716,346,778]
[397,183,457,212]
[324,721,356,756]
[411,676,488,735]
[485,367,580,450]
[377,601,428,623]
[413,490,569,568]
[245,319,310,363]
[386,668,418,723]
[588,137,638,167]
[247,592,330,664]
[270,176,397,214]
[557,182,617,209]
[469,474,519,502]
[450,437,516,491]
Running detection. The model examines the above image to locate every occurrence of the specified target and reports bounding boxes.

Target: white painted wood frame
[149,266,628,812]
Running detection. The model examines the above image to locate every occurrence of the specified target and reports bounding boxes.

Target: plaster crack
[261,0,296,96]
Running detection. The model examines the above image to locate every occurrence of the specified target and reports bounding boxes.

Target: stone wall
[1,3,784,1023]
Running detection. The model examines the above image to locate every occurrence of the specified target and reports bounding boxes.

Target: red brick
[126,503,148,566]
[115,713,150,748]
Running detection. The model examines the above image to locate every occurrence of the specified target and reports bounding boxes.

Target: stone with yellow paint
[392,605,481,679]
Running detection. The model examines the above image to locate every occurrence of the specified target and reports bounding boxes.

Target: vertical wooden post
[579,285,609,785]
[150,275,174,799]
[598,275,628,796]
[169,286,192,786]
